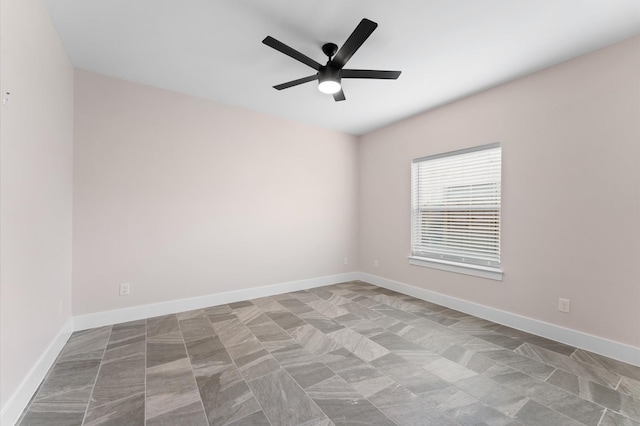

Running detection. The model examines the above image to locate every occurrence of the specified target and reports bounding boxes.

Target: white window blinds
[411,143,502,269]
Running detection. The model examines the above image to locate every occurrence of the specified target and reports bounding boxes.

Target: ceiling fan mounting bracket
[322,43,338,59]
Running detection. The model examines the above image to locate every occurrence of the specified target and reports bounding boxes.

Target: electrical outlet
[373,259,379,268]
[119,283,130,296]
[343,257,349,265]
[558,298,571,313]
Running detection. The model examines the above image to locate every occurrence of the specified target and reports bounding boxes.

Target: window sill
[408,256,503,281]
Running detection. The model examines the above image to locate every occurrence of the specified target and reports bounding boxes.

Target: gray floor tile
[34,359,102,402]
[251,296,286,313]
[245,318,293,346]
[18,281,640,426]
[306,375,396,425]
[248,369,328,426]
[381,399,460,426]
[215,318,255,347]
[299,312,346,334]
[202,311,233,329]
[58,327,112,362]
[277,298,315,314]
[204,304,232,315]
[408,311,461,327]
[146,340,187,368]
[89,353,145,408]
[453,374,528,417]
[340,301,384,320]
[572,350,640,382]
[599,409,640,426]
[178,315,216,343]
[228,300,253,309]
[619,377,640,399]
[546,366,638,423]
[514,400,583,426]
[438,390,521,426]
[195,364,262,425]
[516,343,620,388]
[184,335,233,376]
[314,397,396,425]
[486,364,605,425]
[369,382,418,408]
[18,403,86,426]
[84,392,145,426]
[423,356,477,382]
[370,331,428,352]
[305,374,364,400]
[481,348,556,380]
[350,295,382,308]
[288,361,336,389]
[266,310,307,330]
[307,299,351,319]
[146,358,202,421]
[441,344,497,374]
[372,305,421,323]
[546,368,580,394]
[329,327,390,362]
[347,319,393,339]
[581,380,640,422]
[147,314,180,338]
[290,324,343,355]
[31,384,93,408]
[371,353,453,397]
[224,409,271,426]
[229,340,281,381]
[449,317,501,334]
[510,332,577,357]
[306,287,334,300]
[320,348,396,398]
[471,332,524,350]
[146,401,207,426]
[235,307,269,325]
[102,321,145,362]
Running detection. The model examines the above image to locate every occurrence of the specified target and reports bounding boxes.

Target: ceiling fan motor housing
[319,64,341,82]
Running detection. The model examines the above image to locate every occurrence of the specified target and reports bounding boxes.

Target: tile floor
[18,281,640,426]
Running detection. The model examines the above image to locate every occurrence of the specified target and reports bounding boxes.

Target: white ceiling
[44,0,640,135]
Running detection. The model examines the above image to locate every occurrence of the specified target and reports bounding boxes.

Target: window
[410,143,502,280]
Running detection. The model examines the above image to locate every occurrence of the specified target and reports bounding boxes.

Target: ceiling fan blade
[273,75,318,90]
[263,36,321,70]
[341,69,401,79]
[333,89,346,102]
[332,19,378,69]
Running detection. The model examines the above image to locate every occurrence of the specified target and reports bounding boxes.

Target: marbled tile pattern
[17,281,640,426]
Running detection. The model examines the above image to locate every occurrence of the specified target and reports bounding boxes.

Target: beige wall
[359,36,640,347]
[73,70,359,315]
[0,0,74,410]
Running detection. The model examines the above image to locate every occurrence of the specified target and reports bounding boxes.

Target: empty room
[1,0,639,425]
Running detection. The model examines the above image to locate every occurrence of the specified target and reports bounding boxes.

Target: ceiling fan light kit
[318,64,341,94]
[263,18,401,102]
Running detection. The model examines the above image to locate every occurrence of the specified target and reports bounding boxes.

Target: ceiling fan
[263,18,401,102]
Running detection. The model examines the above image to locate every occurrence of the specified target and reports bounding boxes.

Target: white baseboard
[73,272,360,331]
[1,318,74,426]
[358,272,640,367]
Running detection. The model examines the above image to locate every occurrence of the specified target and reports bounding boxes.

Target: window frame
[409,142,503,281]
